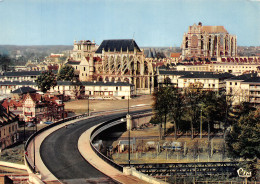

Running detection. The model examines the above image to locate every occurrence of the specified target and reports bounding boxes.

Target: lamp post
[88,95,90,116]
[128,89,130,167]
[62,94,65,122]
[200,109,202,139]
[33,117,37,173]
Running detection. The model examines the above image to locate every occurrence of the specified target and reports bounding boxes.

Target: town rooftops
[95,39,141,54]
[2,71,42,77]
[11,87,37,94]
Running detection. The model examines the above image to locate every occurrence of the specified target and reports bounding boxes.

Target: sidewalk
[78,125,151,184]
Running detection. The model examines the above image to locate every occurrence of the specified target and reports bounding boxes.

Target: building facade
[181,22,237,60]
[0,104,19,150]
[68,39,156,94]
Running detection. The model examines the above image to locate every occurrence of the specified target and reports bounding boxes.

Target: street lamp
[33,117,37,173]
[128,89,130,167]
[200,109,202,139]
[88,95,90,116]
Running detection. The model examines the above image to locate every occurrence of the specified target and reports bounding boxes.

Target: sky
[0,0,259,47]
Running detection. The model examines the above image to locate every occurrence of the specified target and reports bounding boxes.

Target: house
[157,70,214,87]
[225,73,260,106]
[0,80,37,95]
[1,99,23,118]
[178,72,233,91]
[51,81,134,99]
[0,104,19,150]
[0,71,42,81]
[22,93,66,123]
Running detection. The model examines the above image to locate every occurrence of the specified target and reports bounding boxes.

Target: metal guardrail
[121,162,239,176]
[24,113,89,173]
[90,116,125,172]
[89,109,153,173]
[24,109,152,174]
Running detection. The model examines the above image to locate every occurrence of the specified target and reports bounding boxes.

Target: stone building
[68,39,156,94]
[181,22,237,60]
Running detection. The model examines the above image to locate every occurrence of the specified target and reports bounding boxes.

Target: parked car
[27,122,35,127]
[44,121,53,125]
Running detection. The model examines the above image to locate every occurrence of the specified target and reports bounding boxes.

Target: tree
[0,54,12,71]
[36,71,57,93]
[226,110,260,160]
[169,88,185,140]
[200,91,223,140]
[152,86,174,139]
[183,85,203,139]
[57,65,75,81]
[226,109,260,179]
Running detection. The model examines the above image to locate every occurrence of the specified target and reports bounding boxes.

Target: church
[181,22,237,61]
[67,39,156,94]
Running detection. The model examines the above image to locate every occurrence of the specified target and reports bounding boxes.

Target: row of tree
[152,86,235,140]
[152,86,260,180]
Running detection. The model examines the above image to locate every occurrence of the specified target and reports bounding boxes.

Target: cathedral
[67,39,156,94]
[181,22,237,61]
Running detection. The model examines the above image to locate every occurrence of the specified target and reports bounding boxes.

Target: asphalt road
[40,109,151,184]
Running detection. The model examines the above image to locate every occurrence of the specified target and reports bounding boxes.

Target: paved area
[78,125,150,184]
[26,110,151,183]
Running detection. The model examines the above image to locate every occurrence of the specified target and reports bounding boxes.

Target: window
[230,82,232,85]
[84,67,86,71]
[235,82,237,85]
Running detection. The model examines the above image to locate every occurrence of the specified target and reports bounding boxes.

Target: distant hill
[0,45,73,56]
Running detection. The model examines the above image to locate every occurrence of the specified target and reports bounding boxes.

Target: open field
[64,94,153,114]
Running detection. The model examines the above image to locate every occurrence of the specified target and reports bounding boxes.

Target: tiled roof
[96,39,141,54]
[227,73,257,81]
[0,81,36,85]
[67,60,81,65]
[159,70,213,76]
[0,104,17,124]
[201,26,227,33]
[179,72,233,79]
[170,53,181,58]
[2,71,42,77]
[2,99,23,108]
[242,77,260,83]
[11,87,37,94]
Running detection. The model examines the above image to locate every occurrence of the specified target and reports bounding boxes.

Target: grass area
[0,143,25,164]
[110,122,231,164]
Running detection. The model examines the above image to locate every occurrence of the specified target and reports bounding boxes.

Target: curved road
[40,110,150,184]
